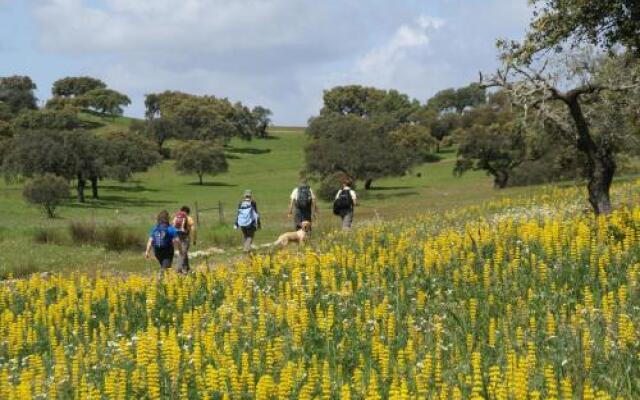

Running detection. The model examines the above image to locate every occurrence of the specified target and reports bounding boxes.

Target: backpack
[173,211,188,233]
[296,185,312,210]
[237,200,257,228]
[151,224,173,249]
[333,189,354,216]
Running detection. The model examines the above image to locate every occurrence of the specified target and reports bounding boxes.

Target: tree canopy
[320,85,419,121]
[12,109,82,131]
[483,47,640,214]
[145,91,263,143]
[519,0,640,58]
[47,77,130,116]
[101,131,161,183]
[79,88,131,116]
[251,106,272,138]
[173,141,228,185]
[3,129,160,202]
[426,84,486,113]
[0,75,38,114]
[305,85,430,192]
[52,76,106,98]
[454,120,527,188]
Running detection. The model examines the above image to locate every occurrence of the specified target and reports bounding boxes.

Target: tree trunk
[493,170,509,189]
[364,178,373,190]
[90,176,99,199]
[566,96,615,215]
[198,173,203,185]
[77,175,86,203]
[587,149,615,215]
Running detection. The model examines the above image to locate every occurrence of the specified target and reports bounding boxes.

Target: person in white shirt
[288,179,318,230]
[334,178,357,229]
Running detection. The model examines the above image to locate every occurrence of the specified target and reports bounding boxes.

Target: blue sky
[0,0,531,125]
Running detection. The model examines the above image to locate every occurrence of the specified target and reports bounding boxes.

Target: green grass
[0,114,544,278]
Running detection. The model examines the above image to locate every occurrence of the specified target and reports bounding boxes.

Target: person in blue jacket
[145,210,182,272]
[235,190,261,252]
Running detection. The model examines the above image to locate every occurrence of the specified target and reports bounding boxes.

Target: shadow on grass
[101,184,160,193]
[424,153,444,163]
[79,120,106,130]
[66,195,169,210]
[367,185,414,191]
[225,146,272,155]
[365,191,420,200]
[259,135,281,140]
[187,182,238,187]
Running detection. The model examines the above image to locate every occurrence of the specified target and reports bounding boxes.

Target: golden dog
[273,221,311,247]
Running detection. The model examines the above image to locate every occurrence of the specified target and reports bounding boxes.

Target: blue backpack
[237,200,257,228]
[151,224,173,249]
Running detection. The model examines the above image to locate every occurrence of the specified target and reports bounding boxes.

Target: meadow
[0,116,509,278]
[1,180,639,398]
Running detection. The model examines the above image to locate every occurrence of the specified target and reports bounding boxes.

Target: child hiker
[145,210,182,274]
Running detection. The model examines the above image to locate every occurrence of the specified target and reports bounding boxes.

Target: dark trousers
[241,226,256,252]
[294,207,312,230]
[154,246,174,270]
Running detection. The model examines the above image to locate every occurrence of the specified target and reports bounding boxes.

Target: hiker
[235,190,260,252]
[333,178,357,229]
[173,206,196,274]
[145,210,181,273]
[288,179,318,230]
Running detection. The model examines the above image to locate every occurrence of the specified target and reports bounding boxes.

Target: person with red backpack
[145,210,182,274]
[333,178,357,229]
[173,206,196,274]
[288,179,318,230]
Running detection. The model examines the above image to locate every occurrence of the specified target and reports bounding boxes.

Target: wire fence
[194,200,225,227]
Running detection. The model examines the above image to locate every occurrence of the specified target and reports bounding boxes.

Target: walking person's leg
[293,208,303,230]
[242,227,255,252]
[342,210,353,229]
[155,247,174,278]
[178,233,190,273]
[303,209,313,234]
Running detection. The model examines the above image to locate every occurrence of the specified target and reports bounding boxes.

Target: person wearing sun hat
[234,189,261,252]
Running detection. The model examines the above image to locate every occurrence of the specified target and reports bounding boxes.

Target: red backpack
[173,211,189,233]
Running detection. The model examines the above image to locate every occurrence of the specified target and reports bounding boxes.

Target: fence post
[218,201,224,225]
[195,201,200,228]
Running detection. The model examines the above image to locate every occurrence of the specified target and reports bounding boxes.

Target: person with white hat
[234,189,261,252]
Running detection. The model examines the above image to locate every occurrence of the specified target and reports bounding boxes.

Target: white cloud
[357,15,444,79]
[26,0,532,124]
[33,0,379,67]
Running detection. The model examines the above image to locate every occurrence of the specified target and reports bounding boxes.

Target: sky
[0,0,532,125]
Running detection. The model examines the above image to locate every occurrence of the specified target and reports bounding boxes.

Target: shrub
[317,172,350,201]
[33,227,64,245]
[23,174,69,218]
[0,261,39,280]
[211,231,238,248]
[69,220,97,245]
[98,226,143,252]
[440,135,454,148]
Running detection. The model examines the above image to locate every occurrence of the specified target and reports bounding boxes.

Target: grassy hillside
[2,179,639,398]
[0,114,555,277]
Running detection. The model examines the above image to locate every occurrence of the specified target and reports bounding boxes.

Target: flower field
[1,184,640,399]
